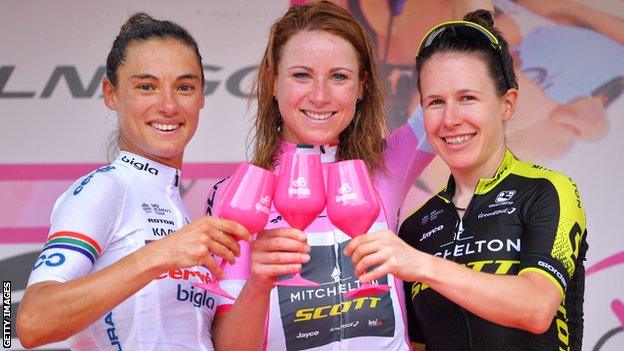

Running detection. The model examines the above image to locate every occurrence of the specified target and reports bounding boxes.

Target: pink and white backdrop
[1,1,622,350]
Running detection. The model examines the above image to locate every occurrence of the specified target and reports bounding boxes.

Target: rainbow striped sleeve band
[41,231,102,265]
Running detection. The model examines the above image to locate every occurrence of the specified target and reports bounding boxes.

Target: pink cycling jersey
[206,109,433,351]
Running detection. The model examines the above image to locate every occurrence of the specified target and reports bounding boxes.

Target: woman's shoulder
[56,165,128,212]
[205,176,232,216]
[68,164,126,197]
[511,159,579,196]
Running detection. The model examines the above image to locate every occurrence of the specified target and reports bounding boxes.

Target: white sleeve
[27,167,125,286]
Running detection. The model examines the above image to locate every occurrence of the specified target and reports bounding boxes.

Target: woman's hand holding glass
[344,229,424,284]
[248,227,311,290]
[193,162,276,299]
[155,215,251,275]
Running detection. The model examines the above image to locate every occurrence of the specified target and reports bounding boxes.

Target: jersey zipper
[449,200,474,351]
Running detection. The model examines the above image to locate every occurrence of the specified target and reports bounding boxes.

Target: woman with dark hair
[16,13,250,350]
[345,10,588,351]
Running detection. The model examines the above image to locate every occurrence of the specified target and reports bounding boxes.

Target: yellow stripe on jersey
[519,267,565,298]
[512,158,587,278]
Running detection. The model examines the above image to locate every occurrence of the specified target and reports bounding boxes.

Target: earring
[276,114,283,132]
[356,98,362,104]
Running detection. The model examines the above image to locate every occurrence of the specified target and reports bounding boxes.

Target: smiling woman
[103,37,204,168]
[344,10,589,351]
[16,13,251,350]
[275,30,364,146]
[205,1,448,351]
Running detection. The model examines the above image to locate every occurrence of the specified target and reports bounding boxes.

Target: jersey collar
[276,140,338,165]
[114,151,180,189]
[439,149,517,201]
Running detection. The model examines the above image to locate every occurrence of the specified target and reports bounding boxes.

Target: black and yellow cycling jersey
[399,150,588,351]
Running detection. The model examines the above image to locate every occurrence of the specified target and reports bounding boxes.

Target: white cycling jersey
[27,151,225,350]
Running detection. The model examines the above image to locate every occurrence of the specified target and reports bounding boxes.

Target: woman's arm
[518,0,624,44]
[345,230,562,333]
[453,0,494,19]
[17,216,249,348]
[213,227,310,351]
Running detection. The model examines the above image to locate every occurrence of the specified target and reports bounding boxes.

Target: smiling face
[103,38,205,169]
[274,30,365,145]
[420,52,516,178]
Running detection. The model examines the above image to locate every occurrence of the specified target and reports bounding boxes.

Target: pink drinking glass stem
[272,153,324,287]
[216,260,228,281]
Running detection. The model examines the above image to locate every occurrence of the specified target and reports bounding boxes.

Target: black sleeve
[404,280,425,345]
[519,177,587,296]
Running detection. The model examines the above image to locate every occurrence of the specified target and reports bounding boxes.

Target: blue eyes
[293,72,311,79]
[291,72,349,81]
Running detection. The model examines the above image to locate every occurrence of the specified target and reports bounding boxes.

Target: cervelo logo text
[478,207,517,219]
[255,195,271,214]
[33,253,65,270]
[157,268,213,284]
[296,330,320,339]
[289,177,311,196]
[420,225,443,242]
[335,182,358,203]
[73,166,115,195]
[121,155,158,176]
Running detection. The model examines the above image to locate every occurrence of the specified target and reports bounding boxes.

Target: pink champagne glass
[326,159,391,298]
[194,162,276,299]
[273,153,325,287]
